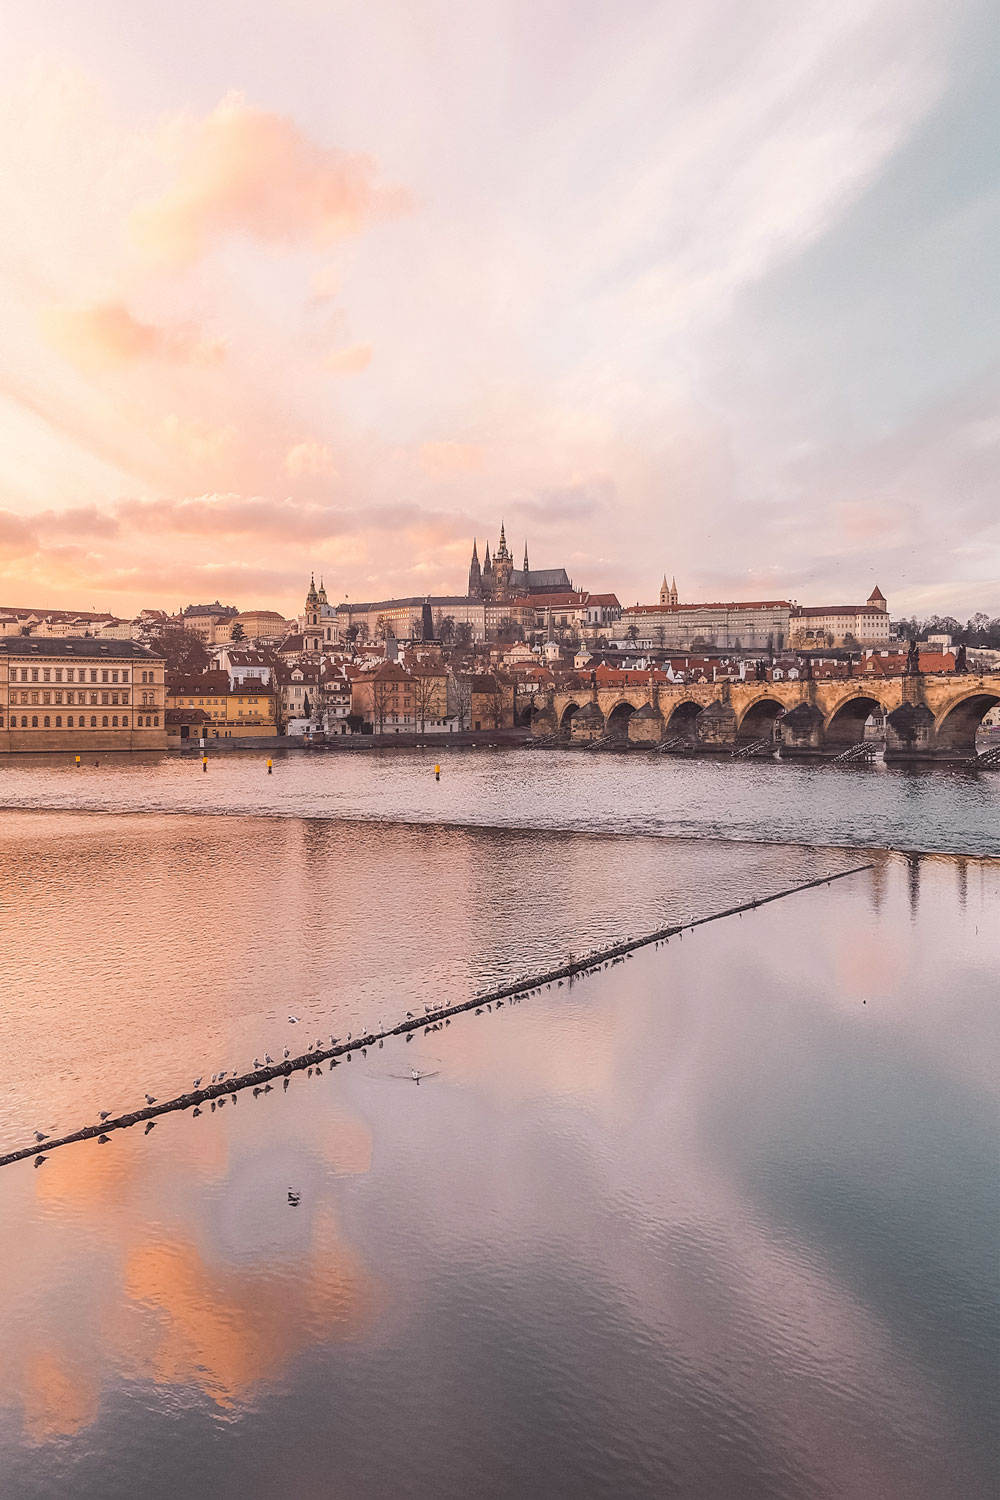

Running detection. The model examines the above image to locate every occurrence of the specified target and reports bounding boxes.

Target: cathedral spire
[523,540,529,574]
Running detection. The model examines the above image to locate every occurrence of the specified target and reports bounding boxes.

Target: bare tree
[369,674,391,734]
[454,620,473,648]
[412,671,439,735]
[483,677,508,728]
[450,671,472,729]
[438,615,456,644]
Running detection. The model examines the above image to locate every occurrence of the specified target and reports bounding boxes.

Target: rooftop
[0,637,162,659]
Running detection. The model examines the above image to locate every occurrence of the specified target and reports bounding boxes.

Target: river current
[0,750,996,1499]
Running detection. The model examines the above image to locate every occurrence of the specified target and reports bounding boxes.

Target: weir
[1,864,874,1169]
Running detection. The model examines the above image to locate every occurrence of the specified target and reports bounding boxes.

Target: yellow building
[0,637,166,752]
[165,672,279,739]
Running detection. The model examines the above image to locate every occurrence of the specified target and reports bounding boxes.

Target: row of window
[9,667,133,684]
[0,714,160,729]
[11,690,134,706]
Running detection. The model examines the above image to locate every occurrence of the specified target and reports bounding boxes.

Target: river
[0,751,996,1498]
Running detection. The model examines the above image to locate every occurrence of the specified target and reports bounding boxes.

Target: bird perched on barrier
[193,1078,202,1089]
[253,1058,261,1070]
[192,1107,202,1117]
[145,1094,156,1105]
[99,1111,112,1123]
[144,1121,155,1135]
[34,1131,49,1143]
[265,1054,274,1065]
[98,1134,110,1144]
[284,1047,290,1060]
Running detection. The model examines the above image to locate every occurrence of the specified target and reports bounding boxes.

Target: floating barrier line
[1,863,873,1169]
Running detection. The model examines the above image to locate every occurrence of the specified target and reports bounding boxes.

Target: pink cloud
[285,441,337,478]
[324,343,373,374]
[40,302,225,368]
[131,94,407,268]
[418,441,486,476]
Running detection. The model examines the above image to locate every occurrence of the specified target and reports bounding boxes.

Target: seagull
[192,1106,202,1117]
[288,1015,299,1023]
[144,1121,156,1134]
[98,1134,110,1144]
[253,1058,261,1070]
[193,1078,202,1089]
[99,1111,112,1122]
[34,1131,49,1143]
[406,1011,414,1019]
[35,1154,46,1167]
[283,1046,290,1060]
[411,1068,420,1082]
[145,1094,156,1105]
[265,1054,274,1065]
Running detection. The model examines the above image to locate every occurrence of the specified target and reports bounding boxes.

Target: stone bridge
[523,673,1000,762]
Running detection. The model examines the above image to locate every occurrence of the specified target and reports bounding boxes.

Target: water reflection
[0,795,996,1498]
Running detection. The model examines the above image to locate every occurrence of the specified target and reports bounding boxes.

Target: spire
[523,540,529,573]
[306,572,318,606]
[471,537,479,563]
[317,576,328,604]
[483,542,492,572]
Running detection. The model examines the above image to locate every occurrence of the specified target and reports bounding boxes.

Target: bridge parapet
[534,672,1000,761]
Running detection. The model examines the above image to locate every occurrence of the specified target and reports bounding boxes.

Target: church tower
[660,574,678,606]
[494,520,514,598]
[523,540,530,576]
[468,539,482,599]
[304,573,322,652]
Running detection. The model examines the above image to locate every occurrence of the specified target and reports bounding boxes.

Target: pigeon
[265,1054,274,1065]
[35,1155,46,1167]
[99,1111,112,1123]
[98,1134,110,1144]
[253,1058,261,1070]
[193,1078,202,1089]
[192,1107,202,1117]
[144,1121,155,1135]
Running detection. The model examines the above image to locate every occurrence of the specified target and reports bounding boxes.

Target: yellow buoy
[75,755,81,766]
[434,763,441,780]
[267,757,273,774]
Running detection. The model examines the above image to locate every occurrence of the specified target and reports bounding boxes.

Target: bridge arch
[664,700,704,737]
[559,701,583,735]
[823,693,886,749]
[605,700,639,738]
[933,690,1000,757]
[735,696,785,743]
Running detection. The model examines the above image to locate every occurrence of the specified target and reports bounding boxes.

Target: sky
[0,0,997,620]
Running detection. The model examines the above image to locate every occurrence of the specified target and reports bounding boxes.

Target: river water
[0,750,997,1499]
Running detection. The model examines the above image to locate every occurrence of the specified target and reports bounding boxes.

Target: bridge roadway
[525,672,1000,761]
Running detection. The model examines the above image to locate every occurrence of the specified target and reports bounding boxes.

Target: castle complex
[467,523,572,602]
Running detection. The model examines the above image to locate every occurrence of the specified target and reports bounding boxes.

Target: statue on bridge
[956,643,968,674]
[755,659,767,682]
[905,638,921,675]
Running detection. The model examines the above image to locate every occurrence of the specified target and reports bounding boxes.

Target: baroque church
[467,522,572,602]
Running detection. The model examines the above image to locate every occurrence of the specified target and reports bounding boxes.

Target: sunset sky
[0,0,996,619]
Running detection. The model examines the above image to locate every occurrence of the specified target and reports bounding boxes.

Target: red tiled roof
[624,601,791,614]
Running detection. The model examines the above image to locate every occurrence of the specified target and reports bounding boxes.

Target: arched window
[122,715,128,726]
[154,715,159,726]
[90,715,97,727]
[55,716,62,727]
[31,715,38,727]
[67,716,74,727]
[102,715,109,727]
[43,716,50,727]
[112,715,118,726]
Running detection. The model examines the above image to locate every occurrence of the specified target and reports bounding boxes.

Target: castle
[467,522,573,602]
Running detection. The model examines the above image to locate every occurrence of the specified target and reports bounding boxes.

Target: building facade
[789,587,891,648]
[0,638,166,751]
[617,599,792,651]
